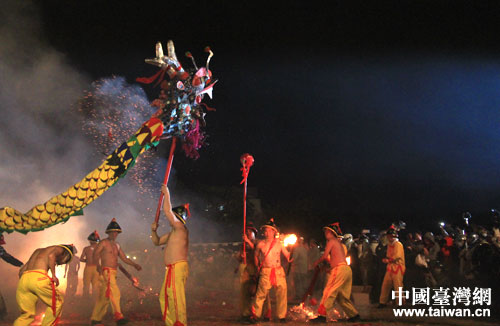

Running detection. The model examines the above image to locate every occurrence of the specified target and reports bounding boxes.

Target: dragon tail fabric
[0,118,164,234]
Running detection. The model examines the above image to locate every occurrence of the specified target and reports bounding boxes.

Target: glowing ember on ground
[289,303,317,321]
[283,234,297,247]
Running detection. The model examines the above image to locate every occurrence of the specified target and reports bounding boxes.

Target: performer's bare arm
[118,246,142,271]
[48,251,59,286]
[281,243,291,262]
[19,263,27,277]
[93,241,104,274]
[314,239,333,268]
[151,222,171,246]
[80,247,88,263]
[254,241,263,269]
[243,234,255,249]
[162,185,184,229]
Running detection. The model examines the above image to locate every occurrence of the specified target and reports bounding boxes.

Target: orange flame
[284,234,298,247]
[346,256,351,265]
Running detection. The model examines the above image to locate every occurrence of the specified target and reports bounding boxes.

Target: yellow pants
[91,268,123,321]
[379,268,404,304]
[159,261,188,326]
[83,265,100,298]
[318,264,358,318]
[252,266,287,319]
[14,270,64,326]
[239,263,271,318]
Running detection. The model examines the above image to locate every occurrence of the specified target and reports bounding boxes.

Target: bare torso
[98,239,120,268]
[24,247,54,272]
[81,245,97,266]
[258,239,282,268]
[328,238,346,267]
[66,256,80,275]
[164,226,189,265]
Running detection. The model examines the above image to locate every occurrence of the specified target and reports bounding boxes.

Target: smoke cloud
[0,1,240,318]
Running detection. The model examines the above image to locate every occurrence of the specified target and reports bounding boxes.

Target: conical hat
[172,204,190,225]
[106,218,122,233]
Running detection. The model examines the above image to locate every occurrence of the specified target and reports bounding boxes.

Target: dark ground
[1,285,498,326]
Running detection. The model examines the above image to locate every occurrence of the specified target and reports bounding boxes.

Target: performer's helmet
[88,230,100,242]
[260,218,278,233]
[246,221,258,234]
[387,226,398,237]
[106,218,122,233]
[172,204,191,225]
[58,244,76,263]
[323,222,343,238]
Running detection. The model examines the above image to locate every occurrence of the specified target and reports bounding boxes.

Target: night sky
[10,1,500,236]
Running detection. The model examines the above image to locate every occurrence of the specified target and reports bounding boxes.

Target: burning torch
[118,264,145,292]
[284,233,298,275]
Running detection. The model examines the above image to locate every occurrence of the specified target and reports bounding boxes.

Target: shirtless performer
[90,219,142,326]
[239,222,271,323]
[80,230,100,300]
[64,253,80,301]
[14,244,76,326]
[250,218,291,323]
[151,185,189,326]
[310,222,360,323]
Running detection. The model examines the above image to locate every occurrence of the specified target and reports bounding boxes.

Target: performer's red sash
[270,268,277,287]
[102,267,116,298]
[163,263,184,326]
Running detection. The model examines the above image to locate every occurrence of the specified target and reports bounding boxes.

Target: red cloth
[102,267,115,298]
[270,267,277,287]
[136,69,166,86]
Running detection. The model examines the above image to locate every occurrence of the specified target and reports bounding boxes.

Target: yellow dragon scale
[0,117,164,234]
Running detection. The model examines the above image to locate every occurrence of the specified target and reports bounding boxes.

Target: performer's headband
[57,245,74,262]
[260,225,278,233]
